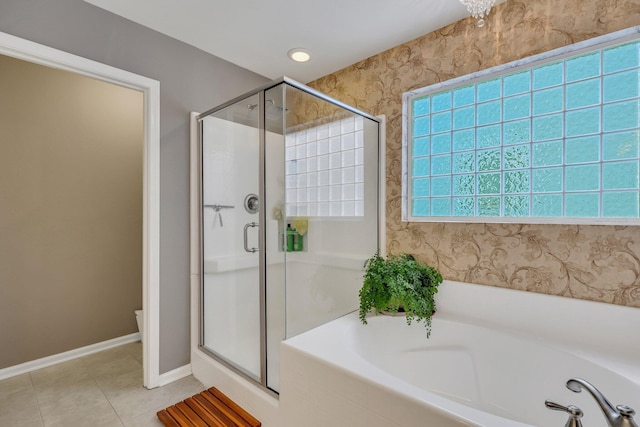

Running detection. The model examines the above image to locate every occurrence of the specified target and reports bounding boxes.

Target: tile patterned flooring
[0,342,205,426]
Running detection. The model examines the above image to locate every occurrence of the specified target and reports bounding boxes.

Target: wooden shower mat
[157,387,261,427]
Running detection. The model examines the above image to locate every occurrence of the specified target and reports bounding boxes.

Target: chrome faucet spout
[566,378,638,427]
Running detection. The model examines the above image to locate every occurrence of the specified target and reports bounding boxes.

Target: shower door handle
[243,222,258,253]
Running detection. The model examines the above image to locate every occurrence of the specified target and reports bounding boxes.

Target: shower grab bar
[243,222,258,253]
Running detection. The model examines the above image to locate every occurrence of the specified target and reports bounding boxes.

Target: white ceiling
[84,0,484,83]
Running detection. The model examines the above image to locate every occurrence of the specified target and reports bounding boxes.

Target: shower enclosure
[197,77,379,394]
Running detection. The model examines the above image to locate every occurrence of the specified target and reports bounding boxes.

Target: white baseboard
[0,332,141,381]
[158,363,192,387]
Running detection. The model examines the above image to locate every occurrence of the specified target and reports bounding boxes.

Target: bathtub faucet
[566,378,637,427]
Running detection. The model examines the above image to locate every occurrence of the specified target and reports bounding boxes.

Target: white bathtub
[279,280,640,427]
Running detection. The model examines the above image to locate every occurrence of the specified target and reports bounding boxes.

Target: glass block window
[285,116,365,217]
[404,32,640,224]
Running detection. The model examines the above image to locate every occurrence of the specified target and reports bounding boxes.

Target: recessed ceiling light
[288,48,311,63]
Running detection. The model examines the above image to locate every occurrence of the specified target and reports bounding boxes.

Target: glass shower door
[200,93,262,381]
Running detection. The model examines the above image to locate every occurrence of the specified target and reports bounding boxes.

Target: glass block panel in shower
[565,193,599,217]
[297,173,307,188]
[504,195,530,216]
[566,107,600,137]
[477,100,501,125]
[318,186,329,202]
[477,149,501,171]
[566,164,600,191]
[342,183,355,200]
[453,197,475,216]
[431,176,452,196]
[317,138,329,155]
[412,116,430,136]
[477,172,501,194]
[504,93,531,120]
[532,114,563,141]
[412,198,430,216]
[565,78,600,110]
[329,152,341,169]
[453,152,475,173]
[432,133,451,154]
[329,169,341,185]
[413,136,430,157]
[453,106,475,130]
[412,96,430,116]
[504,145,530,169]
[413,157,430,177]
[503,70,531,96]
[504,170,530,194]
[355,130,363,148]
[432,90,452,112]
[603,70,640,103]
[431,154,451,175]
[603,161,639,190]
[341,117,355,134]
[503,119,531,145]
[532,87,563,116]
[453,129,475,151]
[533,194,563,217]
[329,136,341,152]
[453,174,475,195]
[603,41,640,73]
[355,165,364,182]
[341,133,354,150]
[532,140,563,167]
[432,111,452,133]
[603,130,640,160]
[477,78,502,102]
[308,184,318,200]
[341,150,355,168]
[533,61,564,89]
[342,166,355,184]
[341,201,355,216]
[603,100,640,132]
[329,185,341,202]
[532,167,563,193]
[478,196,500,216]
[453,85,475,107]
[603,191,639,217]
[307,141,317,157]
[566,52,600,82]
[413,178,430,197]
[477,124,501,148]
[431,198,452,216]
[317,154,329,171]
[565,135,600,164]
[355,148,363,165]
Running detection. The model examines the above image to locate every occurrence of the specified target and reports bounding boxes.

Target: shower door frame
[196,77,382,396]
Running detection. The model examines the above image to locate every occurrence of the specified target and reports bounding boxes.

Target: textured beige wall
[310,0,640,308]
[0,54,143,368]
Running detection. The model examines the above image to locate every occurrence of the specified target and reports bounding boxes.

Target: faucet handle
[618,405,636,418]
[546,400,583,427]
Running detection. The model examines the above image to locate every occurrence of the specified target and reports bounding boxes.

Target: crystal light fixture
[459,0,496,27]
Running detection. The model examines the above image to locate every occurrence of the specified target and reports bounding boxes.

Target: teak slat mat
[157,387,261,427]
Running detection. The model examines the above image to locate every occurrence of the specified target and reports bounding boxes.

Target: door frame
[0,31,161,388]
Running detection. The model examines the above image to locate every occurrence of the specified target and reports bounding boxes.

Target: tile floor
[0,342,205,426]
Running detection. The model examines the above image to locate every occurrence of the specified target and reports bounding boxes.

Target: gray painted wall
[0,0,269,373]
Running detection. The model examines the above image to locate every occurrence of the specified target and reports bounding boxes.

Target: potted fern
[358,253,442,337]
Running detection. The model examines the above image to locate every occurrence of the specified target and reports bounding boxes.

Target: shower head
[247,99,282,112]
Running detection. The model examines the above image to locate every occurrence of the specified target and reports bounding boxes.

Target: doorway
[0,31,161,388]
